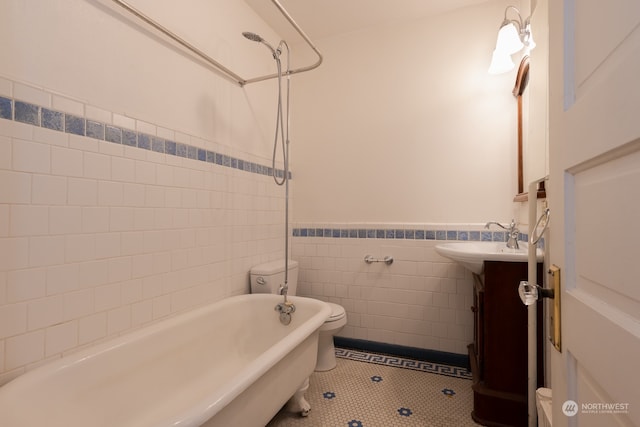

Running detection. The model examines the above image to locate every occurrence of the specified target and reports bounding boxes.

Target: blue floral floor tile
[323,391,336,400]
[397,407,413,417]
[442,388,457,397]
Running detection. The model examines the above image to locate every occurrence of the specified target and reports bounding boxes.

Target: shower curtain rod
[111,0,323,87]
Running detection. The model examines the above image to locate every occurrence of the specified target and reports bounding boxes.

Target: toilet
[250,259,347,372]
[314,302,347,371]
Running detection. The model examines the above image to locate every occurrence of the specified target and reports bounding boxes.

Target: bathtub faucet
[485,219,520,249]
[275,282,296,325]
[279,284,288,297]
[275,300,296,325]
[279,283,293,307]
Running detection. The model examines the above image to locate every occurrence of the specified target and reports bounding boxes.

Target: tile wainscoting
[291,223,502,356]
[0,78,286,383]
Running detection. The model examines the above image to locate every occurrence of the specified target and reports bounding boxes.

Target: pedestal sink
[434,241,543,274]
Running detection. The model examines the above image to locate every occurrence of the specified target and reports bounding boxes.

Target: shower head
[242,31,264,42]
[242,31,279,58]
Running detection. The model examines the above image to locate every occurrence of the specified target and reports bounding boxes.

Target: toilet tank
[250,259,299,296]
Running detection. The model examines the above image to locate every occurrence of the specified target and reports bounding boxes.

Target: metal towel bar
[111,0,323,86]
[364,255,394,265]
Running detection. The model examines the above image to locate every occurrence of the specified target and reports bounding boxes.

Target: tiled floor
[267,348,481,427]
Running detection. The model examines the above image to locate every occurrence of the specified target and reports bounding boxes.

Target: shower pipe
[242,33,293,308]
[110,0,323,86]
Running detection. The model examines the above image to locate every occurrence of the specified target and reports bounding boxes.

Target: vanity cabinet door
[470,261,544,427]
[483,261,530,393]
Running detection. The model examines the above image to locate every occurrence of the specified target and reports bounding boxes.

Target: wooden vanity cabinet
[469,261,544,427]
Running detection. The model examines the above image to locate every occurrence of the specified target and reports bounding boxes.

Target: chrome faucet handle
[485,221,509,230]
[485,219,520,249]
[485,221,503,230]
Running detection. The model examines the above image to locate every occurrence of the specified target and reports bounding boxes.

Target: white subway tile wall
[291,225,481,356]
[0,79,286,384]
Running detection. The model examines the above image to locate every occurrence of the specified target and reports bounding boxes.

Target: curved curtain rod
[111,0,323,87]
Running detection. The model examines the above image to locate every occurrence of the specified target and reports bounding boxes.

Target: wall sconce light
[488,6,536,74]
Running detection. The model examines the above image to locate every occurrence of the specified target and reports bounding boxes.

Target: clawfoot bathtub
[0,294,330,427]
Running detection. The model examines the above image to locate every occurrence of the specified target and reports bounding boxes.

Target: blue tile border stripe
[293,226,534,244]
[0,96,289,179]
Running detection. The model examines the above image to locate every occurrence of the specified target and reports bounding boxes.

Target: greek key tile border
[336,348,472,380]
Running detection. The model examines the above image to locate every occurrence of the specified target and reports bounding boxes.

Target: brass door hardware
[548,265,561,352]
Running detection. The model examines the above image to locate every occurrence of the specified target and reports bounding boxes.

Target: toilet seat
[319,303,346,333]
[325,303,346,323]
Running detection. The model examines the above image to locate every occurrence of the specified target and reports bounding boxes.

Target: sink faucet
[485,219,520,249]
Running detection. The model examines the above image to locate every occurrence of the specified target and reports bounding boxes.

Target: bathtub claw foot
[286,377,311,417]
[285,395,311,417]
[300,400,311,417]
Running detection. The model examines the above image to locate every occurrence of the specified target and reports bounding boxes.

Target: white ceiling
[244,0,492,41]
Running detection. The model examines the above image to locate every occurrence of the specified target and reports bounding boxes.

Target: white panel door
[548,1,640,426]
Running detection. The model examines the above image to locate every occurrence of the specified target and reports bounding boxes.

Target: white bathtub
[0,294,330,427]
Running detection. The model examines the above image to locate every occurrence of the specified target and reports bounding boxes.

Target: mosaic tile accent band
[293,226,532,243]
[0,96,289,179]
[336,348,472,380]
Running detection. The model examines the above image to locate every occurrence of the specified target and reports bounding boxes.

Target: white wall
[287,1,528,355]
[0,0,286,383]
[290,0,523,224]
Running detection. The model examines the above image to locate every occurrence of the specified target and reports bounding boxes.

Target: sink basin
[434,241,543,274]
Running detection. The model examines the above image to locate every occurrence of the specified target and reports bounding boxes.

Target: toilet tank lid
[250,259,298,275]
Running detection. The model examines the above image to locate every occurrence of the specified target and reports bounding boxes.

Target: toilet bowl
[250,259,347,372]
[315,302,347,371]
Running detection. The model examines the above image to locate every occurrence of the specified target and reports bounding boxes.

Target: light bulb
[488,49,515,74]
